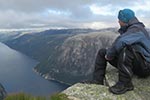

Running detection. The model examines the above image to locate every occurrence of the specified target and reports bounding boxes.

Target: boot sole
[109,87,134,95]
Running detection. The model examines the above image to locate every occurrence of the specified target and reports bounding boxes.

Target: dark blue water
[0,42,69,96]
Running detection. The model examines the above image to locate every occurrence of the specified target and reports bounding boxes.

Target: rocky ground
[63,65,150,100]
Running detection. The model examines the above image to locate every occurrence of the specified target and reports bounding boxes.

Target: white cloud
[131,1,150,12]
[89,4,116,16]
[82,22,117,29]
[47,9,71,16]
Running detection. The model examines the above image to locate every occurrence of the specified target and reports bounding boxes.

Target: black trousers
[93,47,150,83]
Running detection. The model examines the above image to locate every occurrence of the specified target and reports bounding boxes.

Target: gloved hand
[105,55,113,61]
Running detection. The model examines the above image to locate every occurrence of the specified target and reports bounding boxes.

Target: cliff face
[63,65,150,100]
[39,31,117,84]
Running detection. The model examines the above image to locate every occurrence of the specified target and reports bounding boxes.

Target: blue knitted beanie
[118,9,135,23]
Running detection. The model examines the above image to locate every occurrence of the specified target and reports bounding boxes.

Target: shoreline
[33,68,72,86]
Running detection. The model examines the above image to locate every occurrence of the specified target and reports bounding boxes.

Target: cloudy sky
[0,0,150,30]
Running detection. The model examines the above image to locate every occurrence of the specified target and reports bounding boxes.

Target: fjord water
[0,42,68,96]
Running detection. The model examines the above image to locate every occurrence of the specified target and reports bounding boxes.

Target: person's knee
[97,48,106,57]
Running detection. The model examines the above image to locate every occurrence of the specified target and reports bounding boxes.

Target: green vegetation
[50,93,70,100]
[5,93,70,100]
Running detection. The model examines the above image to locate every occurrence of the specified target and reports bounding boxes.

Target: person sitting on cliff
[83,8,150,95]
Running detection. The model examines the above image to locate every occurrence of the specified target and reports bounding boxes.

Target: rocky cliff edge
[63,65,150,100]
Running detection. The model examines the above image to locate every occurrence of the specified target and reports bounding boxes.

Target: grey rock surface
[63,65,150,100]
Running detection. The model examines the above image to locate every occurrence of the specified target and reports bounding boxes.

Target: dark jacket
[106,17,150,63]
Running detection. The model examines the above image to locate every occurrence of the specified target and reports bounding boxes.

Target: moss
[5,93,46,100]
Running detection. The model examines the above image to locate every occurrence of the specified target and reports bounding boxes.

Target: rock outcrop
[63,65,150,100]
[0,83,7,100]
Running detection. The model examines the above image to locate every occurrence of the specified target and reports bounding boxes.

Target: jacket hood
[118,17,150,39]
[128,17,150,38]
[118,17,142,35]
[128,17,145,28]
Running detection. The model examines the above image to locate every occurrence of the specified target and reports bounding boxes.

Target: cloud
[0,0,149,29]
[0,0,94,13]
[90,4,116,16]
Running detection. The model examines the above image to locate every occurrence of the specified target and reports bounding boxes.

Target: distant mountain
[0,28,50,42]
[4,28,118,84]
[0,32,21,42]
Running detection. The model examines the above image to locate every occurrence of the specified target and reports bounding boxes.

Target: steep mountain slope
[5,29,118,84]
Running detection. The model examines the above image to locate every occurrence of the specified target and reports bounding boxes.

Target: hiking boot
[109,81,134,95]
[81,80,104,85]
